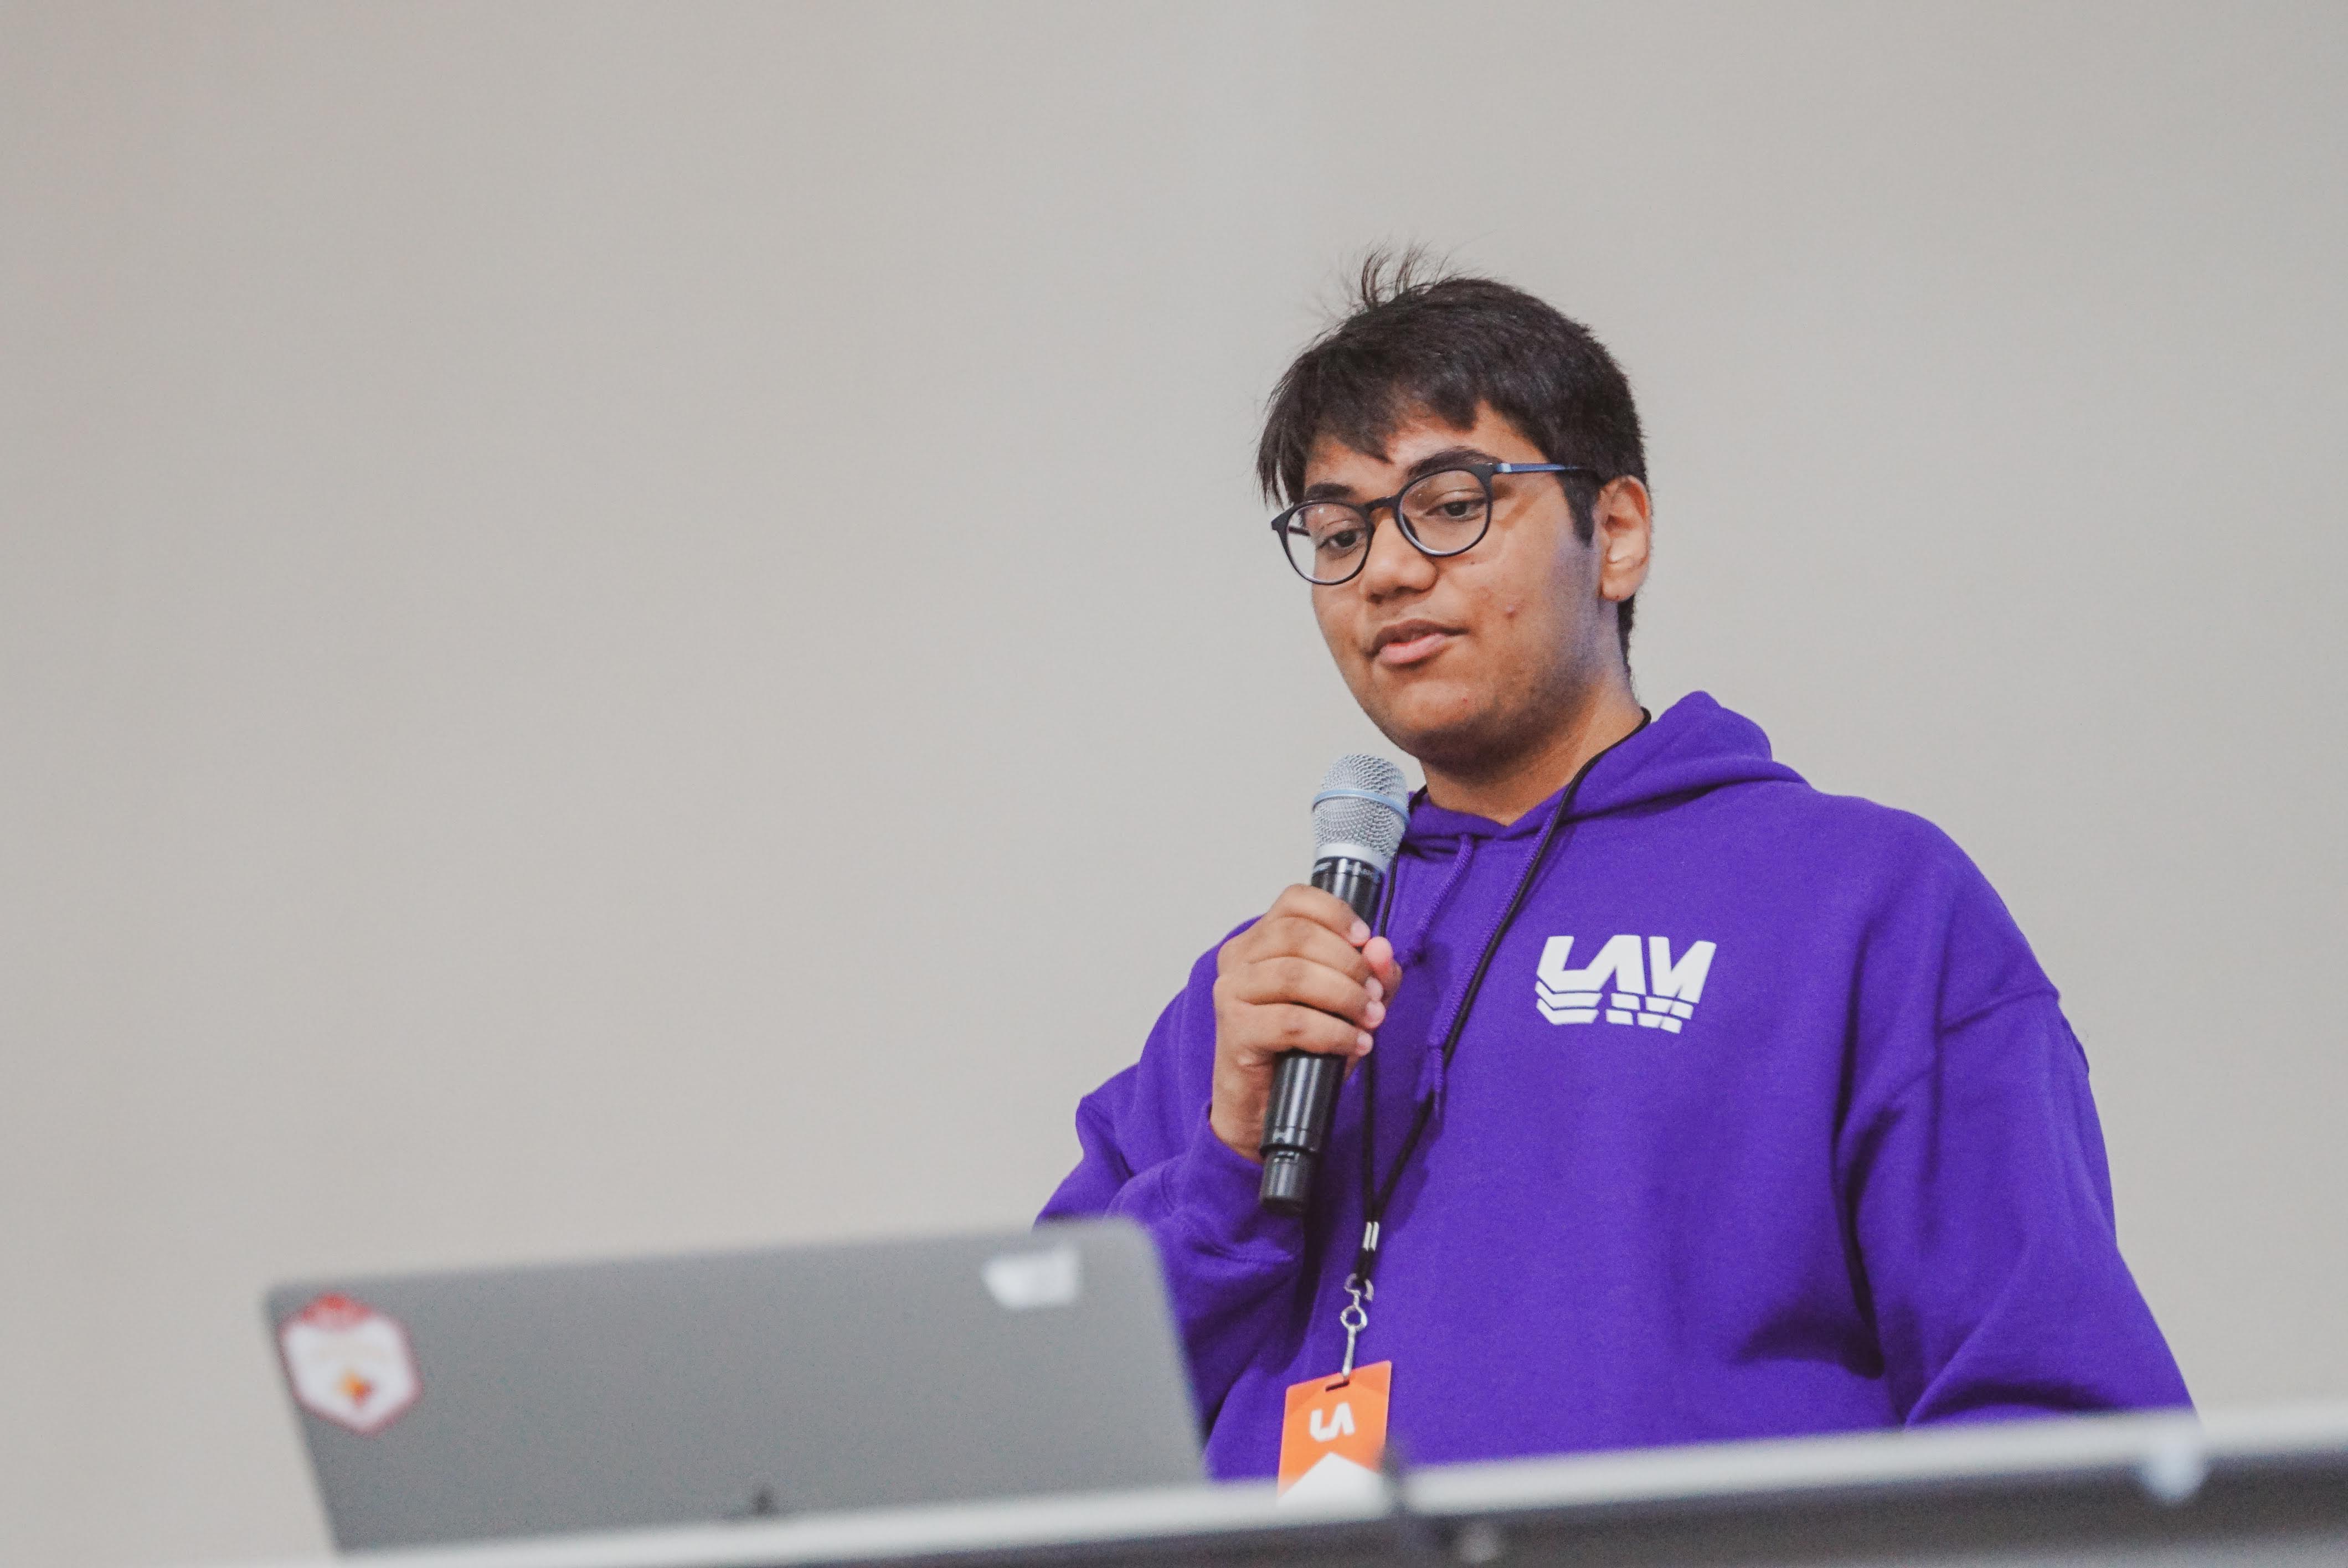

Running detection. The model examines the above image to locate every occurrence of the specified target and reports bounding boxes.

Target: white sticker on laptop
[278,1293,421,1435]
[981,1245,1081,1311]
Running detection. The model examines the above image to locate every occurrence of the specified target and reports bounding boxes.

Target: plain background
[3,3,2343,1564]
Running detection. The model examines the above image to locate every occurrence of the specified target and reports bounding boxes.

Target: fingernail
[1366,977,1384,1003]
[1356,1031,1374,1054]
[1364,1000,1386,1025]
[1349,920,1371,945]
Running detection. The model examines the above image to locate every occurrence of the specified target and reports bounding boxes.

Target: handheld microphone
[1259,754,1410,1214]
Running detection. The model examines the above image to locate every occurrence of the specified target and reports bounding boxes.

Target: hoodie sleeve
[1038,940,1306,1428]
[1837,832,2190,1424]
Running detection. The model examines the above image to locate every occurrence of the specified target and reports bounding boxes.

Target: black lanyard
[1348,715,1647,1292]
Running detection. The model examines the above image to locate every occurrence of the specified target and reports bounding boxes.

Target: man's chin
[1358,699,1508,775]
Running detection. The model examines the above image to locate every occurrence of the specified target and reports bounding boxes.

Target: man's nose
[1357,507,1435,598]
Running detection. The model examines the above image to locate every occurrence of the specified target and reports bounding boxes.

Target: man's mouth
[1369,621,1459,668]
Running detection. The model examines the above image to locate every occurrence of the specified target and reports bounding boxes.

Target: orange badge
[1276,1360,1391,1502]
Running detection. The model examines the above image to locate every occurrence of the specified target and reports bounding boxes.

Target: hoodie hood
[1400,690,1804,852]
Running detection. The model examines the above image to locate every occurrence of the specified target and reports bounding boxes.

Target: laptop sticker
[981,1244,1081,1310]
[278,1293,421,1435]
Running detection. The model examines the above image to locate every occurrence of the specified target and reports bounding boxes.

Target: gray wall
[3,4,2342,1564]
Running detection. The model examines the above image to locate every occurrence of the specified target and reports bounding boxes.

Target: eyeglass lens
[1280,468,1492,584]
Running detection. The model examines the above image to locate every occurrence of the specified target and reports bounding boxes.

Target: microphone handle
[1259,856,1385,1214]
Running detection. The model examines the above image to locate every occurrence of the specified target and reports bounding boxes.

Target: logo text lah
[1536,935,1716,1031]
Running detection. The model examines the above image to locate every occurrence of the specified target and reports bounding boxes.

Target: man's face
[1302,404,1636,777]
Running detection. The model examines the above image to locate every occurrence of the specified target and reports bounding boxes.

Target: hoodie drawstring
[1394,835,1476,970]
[1390,835,1479,1118]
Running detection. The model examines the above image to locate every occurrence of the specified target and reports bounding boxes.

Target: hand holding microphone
[1207,756,1410,1213]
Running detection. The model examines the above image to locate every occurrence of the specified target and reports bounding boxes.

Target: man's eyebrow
[1403,446,1501,481]
[1299,446,1503,504]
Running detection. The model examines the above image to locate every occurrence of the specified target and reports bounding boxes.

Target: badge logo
[1536,935,1716,1030]
[277,1293,421,1435]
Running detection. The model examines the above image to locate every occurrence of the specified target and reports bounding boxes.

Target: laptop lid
[264,1219,1201,1550]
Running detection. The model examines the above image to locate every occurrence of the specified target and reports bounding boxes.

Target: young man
[1041,261,2188,1480]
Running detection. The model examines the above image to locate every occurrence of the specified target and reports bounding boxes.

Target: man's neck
[1419,682,1645,826]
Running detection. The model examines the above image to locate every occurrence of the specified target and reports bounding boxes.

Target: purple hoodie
[1042,693,2189,1479]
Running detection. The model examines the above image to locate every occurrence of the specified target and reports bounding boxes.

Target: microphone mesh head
[1311,754,1409,872]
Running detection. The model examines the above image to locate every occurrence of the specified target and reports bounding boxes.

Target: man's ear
[1593,477,1652,604]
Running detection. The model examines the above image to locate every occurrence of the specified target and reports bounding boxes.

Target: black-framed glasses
[1269,462,1590,585]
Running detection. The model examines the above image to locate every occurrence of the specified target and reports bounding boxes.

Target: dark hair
[1256,250,1647,657]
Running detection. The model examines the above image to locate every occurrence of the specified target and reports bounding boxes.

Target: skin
[1209,403,1653,1161]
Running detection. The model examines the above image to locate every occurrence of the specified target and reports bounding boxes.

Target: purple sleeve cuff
[1154,1106,1305,1262]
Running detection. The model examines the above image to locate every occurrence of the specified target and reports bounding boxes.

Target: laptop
[265,1219,1202,1550]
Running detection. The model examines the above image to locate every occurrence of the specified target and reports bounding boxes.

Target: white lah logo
[1536,935,1716,1031]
